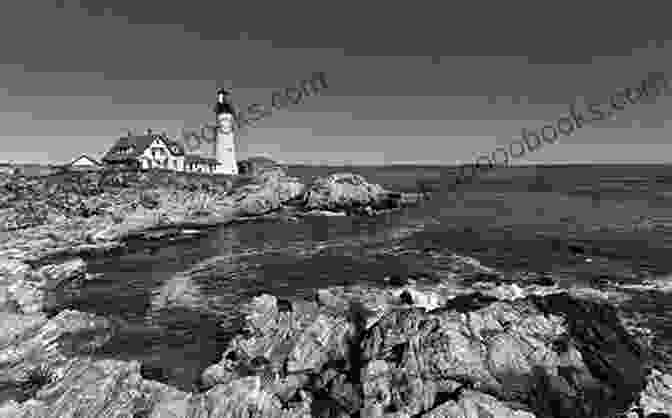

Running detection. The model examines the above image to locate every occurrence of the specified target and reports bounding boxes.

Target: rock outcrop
[0,258,88,314]
[0,164,421,261]
[360,293,648,418]
[0,308,314,417]
[626,368,672,417]
[0,272,668,418]
[304,173,388,212]
[223,172,305,218]
[197,283,662,418]
[301,173,423,215]
[0,309,115,402]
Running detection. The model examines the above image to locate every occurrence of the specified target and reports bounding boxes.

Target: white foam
[567,286,633,304]
[618,275,672,293]
[151,273,203,311]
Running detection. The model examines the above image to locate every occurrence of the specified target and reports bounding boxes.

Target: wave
[150,273,204,311]
[616,275,672,293]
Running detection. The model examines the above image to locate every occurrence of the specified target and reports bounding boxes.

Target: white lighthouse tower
[213,88,239,175]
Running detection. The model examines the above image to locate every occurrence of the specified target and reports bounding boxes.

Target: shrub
[20,364,55,398]
[139,190,161,209]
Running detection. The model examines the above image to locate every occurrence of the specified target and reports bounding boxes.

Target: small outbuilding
[67,155,103,171]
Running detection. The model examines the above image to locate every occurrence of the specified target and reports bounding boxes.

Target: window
[173,160,178,169]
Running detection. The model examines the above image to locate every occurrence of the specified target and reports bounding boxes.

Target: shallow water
[52,164,672,390]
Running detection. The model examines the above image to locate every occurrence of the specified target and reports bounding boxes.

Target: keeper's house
[102,129,221,173]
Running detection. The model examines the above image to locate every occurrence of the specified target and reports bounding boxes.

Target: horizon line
[3,160,672,168]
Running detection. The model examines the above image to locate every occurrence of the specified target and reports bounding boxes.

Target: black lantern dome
[215,88,236,116]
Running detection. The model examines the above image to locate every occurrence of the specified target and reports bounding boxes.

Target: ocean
[50,164,672,391]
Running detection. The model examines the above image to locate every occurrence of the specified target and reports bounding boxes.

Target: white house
[140,134,185,171]
[102,129,185,170]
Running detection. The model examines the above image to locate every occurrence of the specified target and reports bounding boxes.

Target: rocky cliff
[195,280,671,418]
[0,159,422,238]
[0,275,669,417]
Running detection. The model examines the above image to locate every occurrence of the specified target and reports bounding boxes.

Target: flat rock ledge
[0,282,669,417]
[0,257,90,315]
[0,170,424,266]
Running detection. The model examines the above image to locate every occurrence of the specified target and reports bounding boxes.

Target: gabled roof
[164,139,185,156]
[102,134,183,162]
[69,154,101,166]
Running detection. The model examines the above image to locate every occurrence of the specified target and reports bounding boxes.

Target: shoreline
[0,167,670,417]
[2,244,670,417]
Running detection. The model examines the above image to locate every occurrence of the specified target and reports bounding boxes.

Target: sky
[1,1,672,165]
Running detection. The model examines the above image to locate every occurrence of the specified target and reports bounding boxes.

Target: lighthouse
[212,88,239,175]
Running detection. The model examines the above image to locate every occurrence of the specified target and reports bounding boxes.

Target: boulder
[0,357,188,418]
[627,368,672,417]
[286,313,354,373]
[201,294,355,417]
[0,312,48,348]
[421,390,536,418]
[0,309,116,387]
[35,258,87,291]
[200,376,282,416]
[0,258,33,313]
[0,258,90,314]
[359,293,648,418]
[224,173,306,217]
[304,173,388,212]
